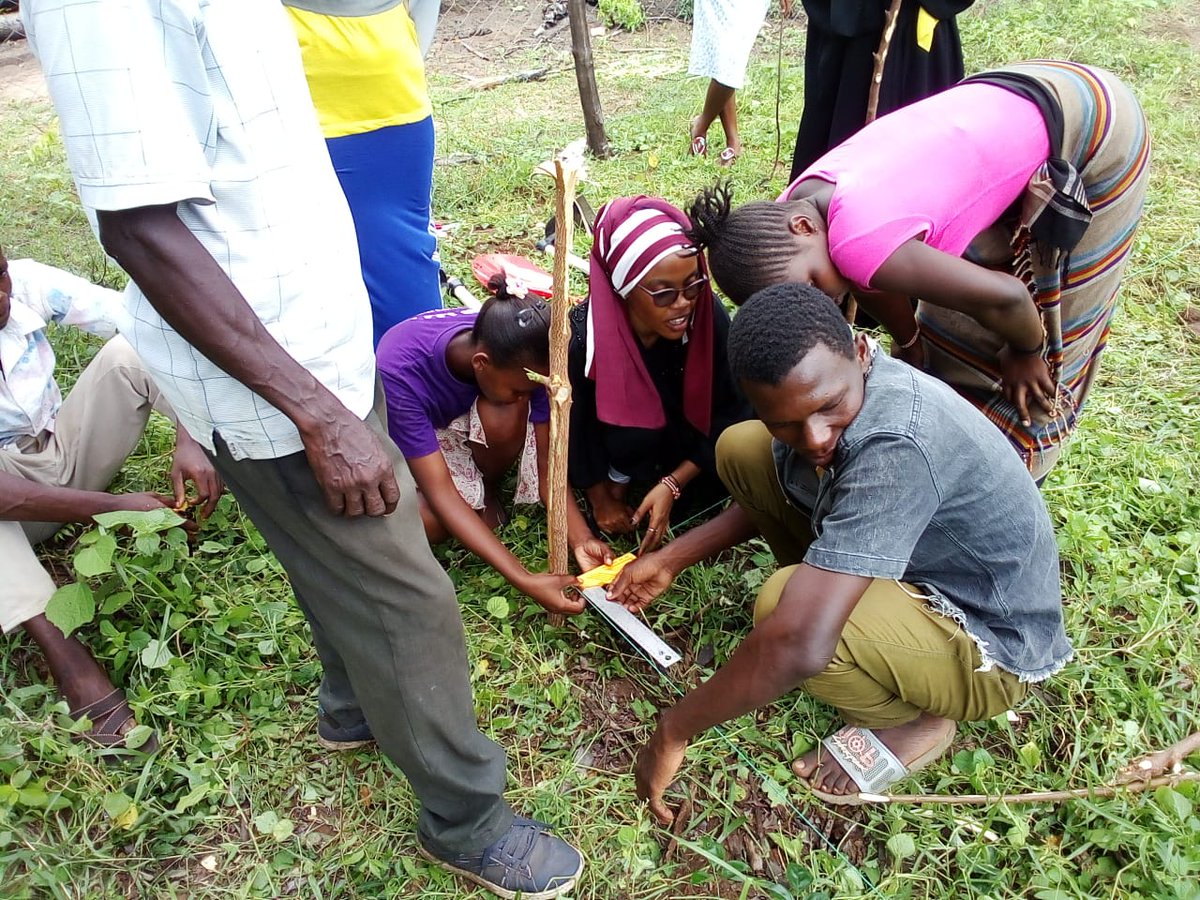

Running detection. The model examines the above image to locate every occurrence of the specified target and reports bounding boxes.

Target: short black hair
[728,283,854,386]
[473,274,551,368]
[686,181,795,305]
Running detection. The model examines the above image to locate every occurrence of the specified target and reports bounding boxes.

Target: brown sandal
[70,688,159,753]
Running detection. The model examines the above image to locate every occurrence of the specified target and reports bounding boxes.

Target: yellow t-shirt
[287,4,432,139]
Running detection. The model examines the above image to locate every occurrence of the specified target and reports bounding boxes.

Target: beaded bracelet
[660,474,682,500]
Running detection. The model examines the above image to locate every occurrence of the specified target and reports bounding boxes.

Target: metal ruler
[581,586,681,669]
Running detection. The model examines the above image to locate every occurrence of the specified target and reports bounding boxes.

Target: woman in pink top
[688,61,1150,479]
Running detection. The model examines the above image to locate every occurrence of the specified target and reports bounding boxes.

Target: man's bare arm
[97,205,398,517]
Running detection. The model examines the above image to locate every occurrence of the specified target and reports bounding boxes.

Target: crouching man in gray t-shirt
[610,282,1072,816]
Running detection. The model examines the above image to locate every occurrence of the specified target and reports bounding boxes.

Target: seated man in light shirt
[0,245,221,753]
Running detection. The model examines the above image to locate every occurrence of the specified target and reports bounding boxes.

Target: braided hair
[686,181,798,305]
[728,283,854,387]
[472,274,551,369]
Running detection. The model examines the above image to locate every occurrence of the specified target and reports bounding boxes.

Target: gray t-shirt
[774,352,1072,682]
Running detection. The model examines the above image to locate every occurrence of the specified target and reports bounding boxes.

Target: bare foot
[717,144,741,167]
[793,712,955,796]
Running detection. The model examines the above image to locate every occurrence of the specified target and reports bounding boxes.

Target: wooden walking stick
[541,155,582,626]
[866,0,904,124]
[842,0,904,326]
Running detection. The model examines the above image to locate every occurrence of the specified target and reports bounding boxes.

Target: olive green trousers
[716,420,1027,728]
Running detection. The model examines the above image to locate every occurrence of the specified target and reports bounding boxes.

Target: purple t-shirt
[377,307,549,458]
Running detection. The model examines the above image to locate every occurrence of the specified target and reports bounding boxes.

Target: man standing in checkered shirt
[22,1,583,895]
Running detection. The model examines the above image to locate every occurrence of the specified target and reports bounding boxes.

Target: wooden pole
[567,0,612,159]
[865,0,904,124]
[544,157,581,626]
[843,0,903,326]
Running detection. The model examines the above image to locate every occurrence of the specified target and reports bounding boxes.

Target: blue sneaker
[419,815,584,899]
[316,707,374,751]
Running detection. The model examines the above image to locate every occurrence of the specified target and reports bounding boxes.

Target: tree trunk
[567,0,611,158]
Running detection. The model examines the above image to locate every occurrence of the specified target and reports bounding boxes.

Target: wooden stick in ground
[844,0,903,327]
[567,0,612,158]
[544,156,581,626]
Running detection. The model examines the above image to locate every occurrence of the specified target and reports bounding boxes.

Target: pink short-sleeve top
[779,83,1051,289]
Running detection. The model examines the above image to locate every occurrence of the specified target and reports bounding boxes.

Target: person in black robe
[790,0,975,182]
[567,196,751,552]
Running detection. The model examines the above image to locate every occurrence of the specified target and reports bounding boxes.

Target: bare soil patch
[428,0,691,81]
[0,34,46,106]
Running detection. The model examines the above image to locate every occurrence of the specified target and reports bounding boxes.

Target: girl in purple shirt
[377,281,611,616]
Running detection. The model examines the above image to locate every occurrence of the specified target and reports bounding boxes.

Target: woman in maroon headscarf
[567,196,751,552]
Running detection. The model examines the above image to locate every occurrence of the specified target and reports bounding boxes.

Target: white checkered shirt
[22,0,376,460]
[0,259,124,449]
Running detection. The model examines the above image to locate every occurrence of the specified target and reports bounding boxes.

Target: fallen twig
[661,796,693,864]
[1115,730,1200,783]
[456,40,491,62]
[868,771,1200,806]
[463,67,551,91]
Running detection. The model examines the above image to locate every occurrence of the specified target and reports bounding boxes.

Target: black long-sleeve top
[567,297,752,490]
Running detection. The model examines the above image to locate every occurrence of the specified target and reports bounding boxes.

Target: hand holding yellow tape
[576,552,638,589]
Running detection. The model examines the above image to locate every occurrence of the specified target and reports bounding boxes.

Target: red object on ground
[471,253,554,298]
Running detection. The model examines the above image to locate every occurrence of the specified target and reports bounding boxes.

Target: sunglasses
[638,274,709,308]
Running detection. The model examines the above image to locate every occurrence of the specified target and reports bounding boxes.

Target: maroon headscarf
[586,196,715,435]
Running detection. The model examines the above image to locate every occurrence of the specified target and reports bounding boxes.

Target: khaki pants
[717,420,1028,728]
[0,337,167,633]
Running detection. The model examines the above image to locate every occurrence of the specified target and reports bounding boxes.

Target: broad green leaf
[485,596,510,619]
[100,591,134,616]
[253,811,280,835]
[174,782,214,814]
[16,785,49,808]
[93,507,185,535]
[761,774,789,807]
[270,817,294,841]
[73,532,116,577]
[123,725,155,750]
[785,862,813,893]
[103,792,132,820]
[112,803,139,830]
[140,639,173,669]
[45,583,95,637]
[887,832,917,860]
[253,810,294,841]
[1018,741,1043,771]
[1155,786,1193,822]
[134,533,161,556]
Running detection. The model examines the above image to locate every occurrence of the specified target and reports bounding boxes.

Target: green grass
[2,0,1199,896]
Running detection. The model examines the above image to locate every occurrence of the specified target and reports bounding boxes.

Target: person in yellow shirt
[287,1,441,344]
